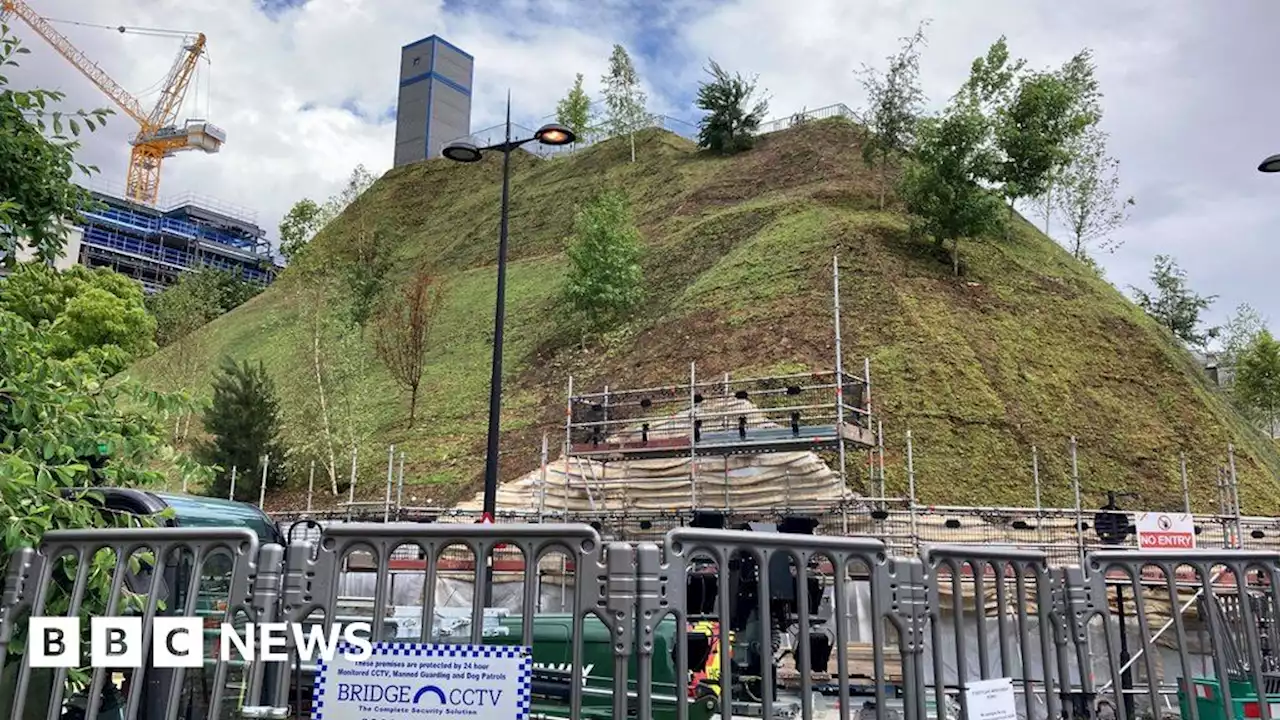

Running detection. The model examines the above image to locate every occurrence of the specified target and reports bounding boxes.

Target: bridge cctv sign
[314,642,532,720]
[1136,512,1196,550]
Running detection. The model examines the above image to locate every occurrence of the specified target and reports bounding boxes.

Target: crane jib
[3,1,222,206]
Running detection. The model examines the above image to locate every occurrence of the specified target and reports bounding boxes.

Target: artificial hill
[121,117,1280,515]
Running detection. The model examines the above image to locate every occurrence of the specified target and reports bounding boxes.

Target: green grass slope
[122,119,1280,515]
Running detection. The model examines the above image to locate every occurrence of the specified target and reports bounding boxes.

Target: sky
[8,0,1279,336]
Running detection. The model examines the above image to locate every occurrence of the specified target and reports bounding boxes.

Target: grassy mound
[122,118,1280,514]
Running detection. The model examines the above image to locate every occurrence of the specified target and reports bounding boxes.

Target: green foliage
[555,73,592,142]
[990,50,1100,204]
[278,165,377,263]
[0,307,212,664]
[600,44,649,162]
[147,267,263,347]
[1131,254,1218,348]
[1234,330,1280,437]
[898,98,1005,276]
[278,197,324,262]
[564,189,644,334]
[857,21,929,208]
[1220,304,1268,371]
[196,356,288,501]
[343,222,396,335]
[0,262,156,371]
[1052,127,1133,259]
[0,25,112,268]
[695,60,769,155]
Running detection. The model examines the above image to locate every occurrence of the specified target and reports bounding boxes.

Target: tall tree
[278,197,324,262]
[1131,254,1219,348]
[972,43,1102,236]
[898,98,1005,276]
[600,44,649,163]
[1052,127,1134,260]
[555,73,592,143]
[374,270,443,427]
[147,266,262,347]
[197,356,289,501]
[1234,330,1280,438]
[694,60,769,155]
[0,26,112,268]
[563,189,645,335]
[278,164,378,262]
[856,21,929,209]
[344,221,396,337]
[0,262,156,372]
[1220,304,1268,371]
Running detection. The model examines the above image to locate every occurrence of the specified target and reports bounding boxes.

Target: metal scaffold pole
[1180,452,1191,515]
[906,429,918,549]
[383,444,395,522]
[395,452,405,520]
[307,460,315,515]
[539,433,549,521]
[258,455,268,509]
[689,361,697,509]
[1071,436,1083,564]
[832,256,849,498]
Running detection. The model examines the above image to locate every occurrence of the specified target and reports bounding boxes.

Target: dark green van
[0,489,285,720]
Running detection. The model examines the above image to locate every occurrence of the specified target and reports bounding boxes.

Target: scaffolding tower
[561,257,876,520]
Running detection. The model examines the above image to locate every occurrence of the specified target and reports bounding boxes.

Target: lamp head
[1260,154,1280,173]
[534,123,575,146]
[442,141,482,163]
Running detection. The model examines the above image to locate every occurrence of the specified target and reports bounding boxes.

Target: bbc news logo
[28,618,374,668]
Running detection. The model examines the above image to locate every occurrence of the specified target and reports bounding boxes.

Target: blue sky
[9,0,1280,336]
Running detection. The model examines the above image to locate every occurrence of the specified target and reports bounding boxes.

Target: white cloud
[7,0,1280,329]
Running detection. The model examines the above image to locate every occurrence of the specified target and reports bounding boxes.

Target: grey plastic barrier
[1080,549,1280,720]
[257,522,622,720]
[0,527,270,720]
[639,526,903,720]
[919,544,1060,720]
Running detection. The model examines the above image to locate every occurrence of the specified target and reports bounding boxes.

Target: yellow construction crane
[0,1,223,205]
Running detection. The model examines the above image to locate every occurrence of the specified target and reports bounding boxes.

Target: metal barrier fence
[4,523,1280,720]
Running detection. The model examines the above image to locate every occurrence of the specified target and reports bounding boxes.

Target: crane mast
[1,0,224,205]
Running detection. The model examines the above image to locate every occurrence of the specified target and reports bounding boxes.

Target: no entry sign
[1136,512,1196,550]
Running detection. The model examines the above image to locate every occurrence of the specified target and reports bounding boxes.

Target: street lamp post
[442,94,575,605]
[1260,154,1280,173]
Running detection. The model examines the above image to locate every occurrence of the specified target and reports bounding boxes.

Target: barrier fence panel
[640,526,906,720]
[0,527,270,720]
[920,545,1061,720]
[1078,550,1280,720]
[6,523,1280,720]
[258,522,625,720]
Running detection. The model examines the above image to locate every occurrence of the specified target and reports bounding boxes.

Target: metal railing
[443,101,861,163]
[6,522,1280,720]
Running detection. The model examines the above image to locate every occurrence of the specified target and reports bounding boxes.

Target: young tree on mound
[564,189,644,338]
[198,356,289,501]
[857,20,929,209]
[898,96,1004,277]
[374,270,444,428]
[695,60,769,155]
[1131,254,1219,348]
[556,73,592,144]
[1052,127,1134,261]
[278,164,378,262]
[601,44,649,162]
[1234,330,1280,438]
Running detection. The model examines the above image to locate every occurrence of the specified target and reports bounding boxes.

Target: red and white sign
[1136,512,1196,550]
